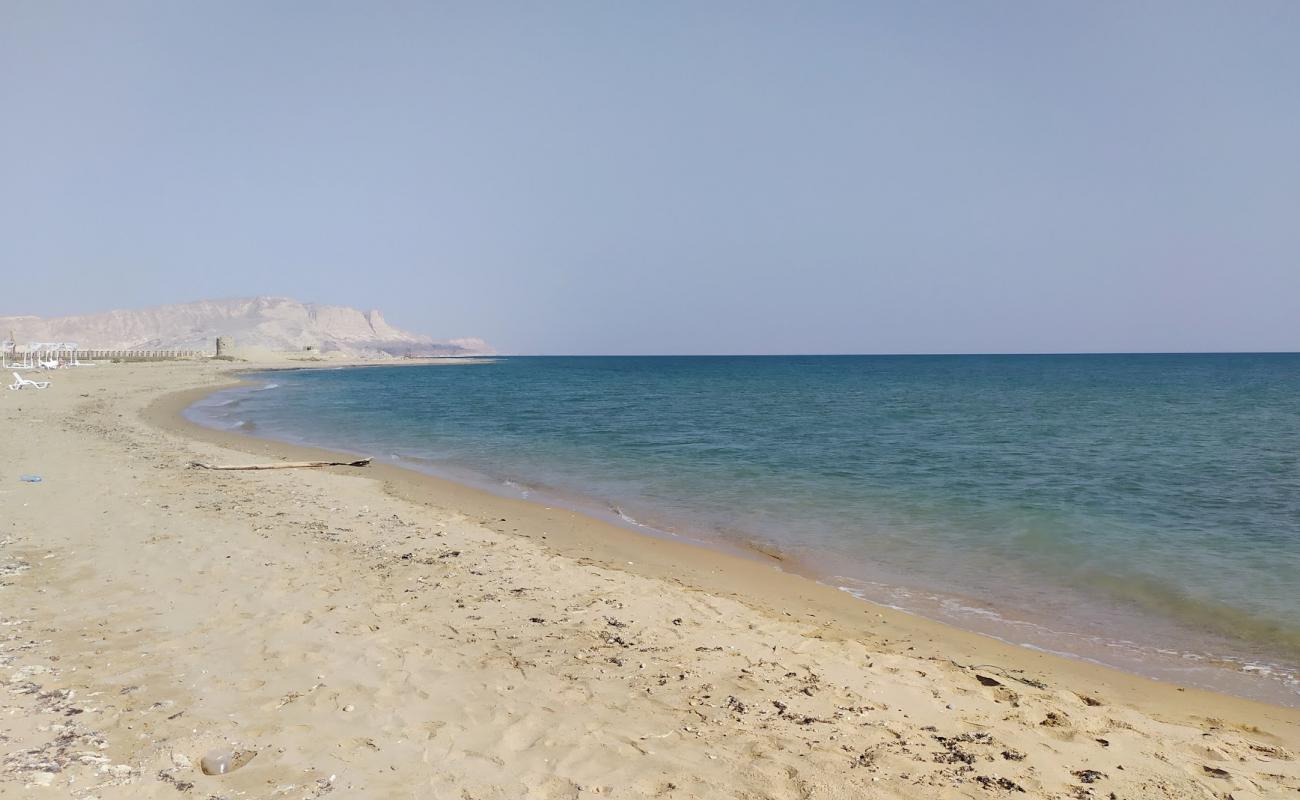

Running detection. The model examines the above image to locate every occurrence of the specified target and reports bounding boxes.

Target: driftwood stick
[188,457,372,471]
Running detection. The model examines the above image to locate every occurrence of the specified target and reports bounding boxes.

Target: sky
[1,2,1297,355]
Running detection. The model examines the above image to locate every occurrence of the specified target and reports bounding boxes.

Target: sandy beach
[2,359,1298,799]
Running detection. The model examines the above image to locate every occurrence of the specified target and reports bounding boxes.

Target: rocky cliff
[0,297,492,357]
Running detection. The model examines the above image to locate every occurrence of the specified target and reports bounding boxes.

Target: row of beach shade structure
[2,341,208,370]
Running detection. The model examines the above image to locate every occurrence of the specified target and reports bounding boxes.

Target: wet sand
[1,359,1298,798]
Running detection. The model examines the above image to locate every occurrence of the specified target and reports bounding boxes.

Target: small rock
[975,775,1025,793]
[1072,769,1106,784]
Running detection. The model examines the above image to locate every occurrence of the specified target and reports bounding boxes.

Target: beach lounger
[8,372,50,390]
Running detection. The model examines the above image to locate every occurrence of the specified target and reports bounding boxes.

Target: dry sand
[1,359,1298,799]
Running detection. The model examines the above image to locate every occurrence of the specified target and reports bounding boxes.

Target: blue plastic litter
[19,475,42,483]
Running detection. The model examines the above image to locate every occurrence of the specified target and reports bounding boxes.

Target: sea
[185,354,1300,705]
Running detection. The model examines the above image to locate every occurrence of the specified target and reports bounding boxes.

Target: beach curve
[0,358,1297,798]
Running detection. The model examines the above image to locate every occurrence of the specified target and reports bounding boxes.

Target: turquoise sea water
[187,355,1300,704]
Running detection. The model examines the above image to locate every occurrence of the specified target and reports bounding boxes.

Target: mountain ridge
[0,297,492,357]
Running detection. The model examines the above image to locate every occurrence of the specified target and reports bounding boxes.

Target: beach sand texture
[1,361,1298,798]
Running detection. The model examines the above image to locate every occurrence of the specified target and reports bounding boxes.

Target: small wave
[1018,642,1111,667]
[611,506,644,526]
[233,420,257,431]
[832,581,1300,703]
[253,382,279,391]
[503,479,533,498]
[937,597,1015,623]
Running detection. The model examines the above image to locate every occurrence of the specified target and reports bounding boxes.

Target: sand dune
[0,360,1297,798]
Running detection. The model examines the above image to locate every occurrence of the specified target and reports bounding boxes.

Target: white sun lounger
[8,372,50,390]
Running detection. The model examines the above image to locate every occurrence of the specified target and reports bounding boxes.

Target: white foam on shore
[612,506,644,527]
[502,479,533,498]
[833,579,1300,704]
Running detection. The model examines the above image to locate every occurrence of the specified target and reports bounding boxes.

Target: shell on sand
[200,748,256,776]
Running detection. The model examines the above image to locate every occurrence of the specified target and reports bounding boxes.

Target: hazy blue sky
[2,2,1297,354]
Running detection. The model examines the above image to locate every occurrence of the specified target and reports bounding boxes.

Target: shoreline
[153,366,1300,730]
[176,365,1300,711]
[3,359,1297,798]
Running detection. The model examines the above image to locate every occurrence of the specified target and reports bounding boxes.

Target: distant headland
[0,296,493,359]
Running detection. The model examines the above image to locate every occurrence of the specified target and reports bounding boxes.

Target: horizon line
[489,350,1300,358]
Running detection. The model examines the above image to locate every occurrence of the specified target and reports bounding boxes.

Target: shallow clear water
[187,354,1300,704]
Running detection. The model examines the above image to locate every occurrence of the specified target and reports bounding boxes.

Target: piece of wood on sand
[188,457,372,471]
